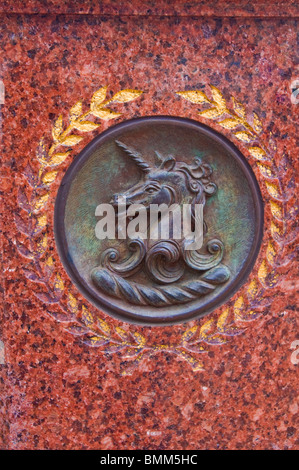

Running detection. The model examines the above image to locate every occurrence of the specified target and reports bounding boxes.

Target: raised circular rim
[54,116,264,326]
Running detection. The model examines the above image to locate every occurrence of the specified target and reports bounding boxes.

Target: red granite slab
[0,1,298,450]
[0,0,299,17]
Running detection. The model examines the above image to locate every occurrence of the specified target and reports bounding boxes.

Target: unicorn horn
[115,140,151,173]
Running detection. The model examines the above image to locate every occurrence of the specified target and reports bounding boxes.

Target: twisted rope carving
[91,265,230,307]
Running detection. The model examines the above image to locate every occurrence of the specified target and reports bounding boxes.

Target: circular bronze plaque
[54,117,263,325]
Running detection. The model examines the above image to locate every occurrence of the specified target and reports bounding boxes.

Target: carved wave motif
[182,239,224,271]
[100,239,146,278]
[145,240,185,284]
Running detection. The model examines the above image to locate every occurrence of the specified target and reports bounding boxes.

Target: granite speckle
[0,1,298,450]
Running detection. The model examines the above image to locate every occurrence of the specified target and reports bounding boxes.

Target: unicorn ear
[161,156,176,171]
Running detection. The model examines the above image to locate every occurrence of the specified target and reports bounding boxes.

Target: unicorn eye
[146,186,157,193]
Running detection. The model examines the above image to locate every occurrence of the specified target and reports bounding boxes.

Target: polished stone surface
[0,1,298,450]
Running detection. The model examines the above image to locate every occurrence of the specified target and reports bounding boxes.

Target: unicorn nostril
[110,194,129,205]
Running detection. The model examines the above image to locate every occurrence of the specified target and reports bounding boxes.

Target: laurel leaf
[234,131,253,142]
[65,324,90,336]
[17,189,31,212]
[96,317,111,335]
[131,331,146,347]
[247,279,258,301]
[177,350,204,371]
[257,162,276,179]
[219,327,245,337]
[199,319,214,338]
[61,135,84,147]
[265,181,281,200]
[68,293,78,314]
[44,256,54,271]
[210,85,226,110]
[218,118,240,129]
[191,360,204,372]
[16,241,34,259]
[248,147,268,161]
[69,100,82,121]
[116,327,130,342]
[271,221,283,242]
[23,269,41,282]
[35,292,59,304]
[240,310,263,322]
[199,107,223,119]
[258,260,268,287]
[91,108,122,120]
[73,121,99,132]
[269,201,283,221]
[36,139,48,165]
[105,344,126,354]
[34,214,47,236]
[266,271,279,288]
[41,257,54,281]
[234,296,244,321]
[181,326,198,343]
[217,309,230,331]
[34,234,48,257]
[52,115,63,141]
[53,274,64,294]
[123,347,143,358]
[204,334,227,345]
[232,97,246,118]
[266,241,277,265]
[42,170,58,185]
[48,151,70,167]
[14,213,30,236]
[81,305,94,327]
[49,312,74,323]
[83,336,109,347]
[269,132,277,152]
[253,112,263,134]
[24,163,38,188]
[33,193,49,213]
[90,86,107,110]
[112,89,143,103]
[176,90,210,104]
[182,344,206,354]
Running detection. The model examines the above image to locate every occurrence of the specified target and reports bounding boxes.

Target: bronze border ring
[54,116,263,325]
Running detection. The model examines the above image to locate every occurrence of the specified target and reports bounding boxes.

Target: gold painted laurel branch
[176,85,294,330]
[15,87,162,376]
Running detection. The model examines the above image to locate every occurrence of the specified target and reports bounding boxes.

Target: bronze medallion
[54,116,263,325]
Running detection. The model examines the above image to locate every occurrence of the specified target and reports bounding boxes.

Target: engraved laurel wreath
[15,85,294,375]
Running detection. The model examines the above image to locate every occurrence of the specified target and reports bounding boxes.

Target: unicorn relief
[91,140,230,307]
